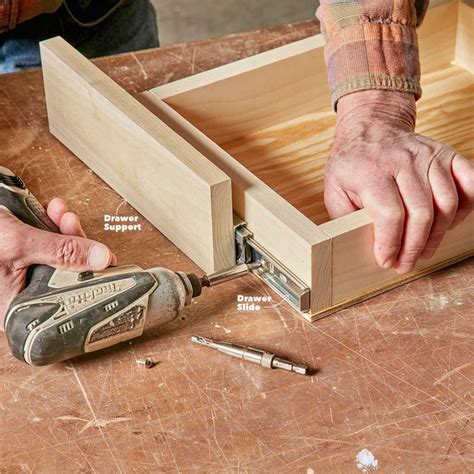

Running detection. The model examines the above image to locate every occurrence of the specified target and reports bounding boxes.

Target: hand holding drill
[0,169,116,330]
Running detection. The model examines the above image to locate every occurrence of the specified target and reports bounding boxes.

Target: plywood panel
[223,65,473,227]
[40,37,235,273]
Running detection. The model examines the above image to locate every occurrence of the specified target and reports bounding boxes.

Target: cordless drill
[0,167,255,366]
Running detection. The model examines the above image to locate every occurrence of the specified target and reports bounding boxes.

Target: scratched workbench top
[1,20,473,473]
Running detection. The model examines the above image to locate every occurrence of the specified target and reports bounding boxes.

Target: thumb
[21,226,114,272]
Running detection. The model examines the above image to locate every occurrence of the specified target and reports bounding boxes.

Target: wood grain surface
[1,20,473,472]
[223,64,474,226]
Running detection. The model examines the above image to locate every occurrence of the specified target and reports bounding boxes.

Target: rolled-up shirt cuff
[325,22,422,110]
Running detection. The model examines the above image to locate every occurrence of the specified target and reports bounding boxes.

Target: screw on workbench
[136,358,156,369]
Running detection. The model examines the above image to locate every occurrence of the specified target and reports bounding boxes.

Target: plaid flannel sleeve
[0,0,19,31]
[0,0,61,32]
[316,0,430,109]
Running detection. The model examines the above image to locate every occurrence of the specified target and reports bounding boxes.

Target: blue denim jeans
[0,0,159,74]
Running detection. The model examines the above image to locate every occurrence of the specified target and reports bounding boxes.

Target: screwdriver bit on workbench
[191,335,308,375]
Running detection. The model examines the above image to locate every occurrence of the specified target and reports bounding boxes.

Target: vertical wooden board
[309,235,332,315]
[321,211,474,306]
[417,1,458,73]
[455,1,474,73]
[40,37,235,273]
[150,36,330,145]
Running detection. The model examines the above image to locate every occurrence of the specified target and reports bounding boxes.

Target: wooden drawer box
[40,0,473,321]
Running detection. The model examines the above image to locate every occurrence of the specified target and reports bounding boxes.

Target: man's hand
[324,90,474,274]
[0,198,117,329]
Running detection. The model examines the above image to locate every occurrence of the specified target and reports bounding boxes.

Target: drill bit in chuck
[191,335,308,375]
[200,262,262,288]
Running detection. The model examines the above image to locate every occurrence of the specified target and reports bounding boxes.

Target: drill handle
[1,167,66,363]
[0,166,60,314]
[1,166,59,323]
